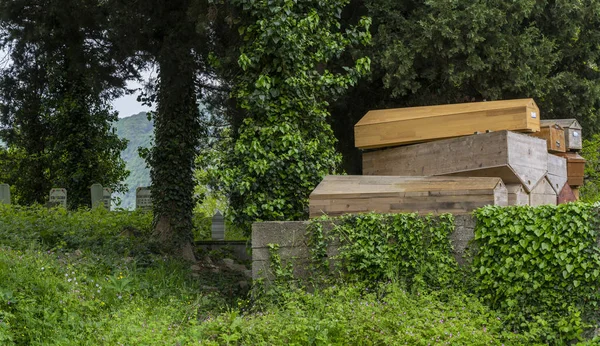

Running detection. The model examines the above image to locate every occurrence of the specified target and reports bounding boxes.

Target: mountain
[113,112,153,209]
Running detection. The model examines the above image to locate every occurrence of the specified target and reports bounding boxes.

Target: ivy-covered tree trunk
[150,35,200,261]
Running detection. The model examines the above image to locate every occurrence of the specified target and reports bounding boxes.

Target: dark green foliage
[473,204,600,342]
[0,0,131,207]
[113,112,153,209]
[208,0,371,233]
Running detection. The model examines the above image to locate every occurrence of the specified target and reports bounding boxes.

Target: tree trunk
[151,30,199,262]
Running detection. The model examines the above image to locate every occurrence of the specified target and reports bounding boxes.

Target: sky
[113,68,156,118]
[113,79,154,118]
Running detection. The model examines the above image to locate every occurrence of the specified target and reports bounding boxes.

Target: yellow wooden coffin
[355,99,540,149]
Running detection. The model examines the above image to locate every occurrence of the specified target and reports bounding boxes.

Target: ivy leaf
[566,264,575,273]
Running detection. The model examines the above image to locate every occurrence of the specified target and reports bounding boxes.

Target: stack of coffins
[309,99,585,218]
[541,119,585,201]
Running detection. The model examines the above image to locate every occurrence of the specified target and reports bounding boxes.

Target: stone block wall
[252,215,477,281]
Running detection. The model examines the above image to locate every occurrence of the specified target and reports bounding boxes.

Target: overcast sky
[113,79,154,118]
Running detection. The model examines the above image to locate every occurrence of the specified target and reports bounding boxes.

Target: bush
[473,203,600,343]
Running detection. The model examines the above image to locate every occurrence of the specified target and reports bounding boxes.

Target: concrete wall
[252,215,476,281]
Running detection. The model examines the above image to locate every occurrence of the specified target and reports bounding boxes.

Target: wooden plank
[558,183,577,204]
[573,187,580,200]
[547,154,568,194]
[529,177,557,206]
[362,131,547,192]
[355,99,540,149]
[309,175,508,218]
[506,184,529,206]
[553,152,585,187]
[529,123,566,153]
[541,119,582,151]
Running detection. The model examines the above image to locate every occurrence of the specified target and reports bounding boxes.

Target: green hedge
[473,203,600,342]
[300,204,600,343]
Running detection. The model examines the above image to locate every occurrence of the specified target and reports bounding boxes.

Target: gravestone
[103,188,112,210]
[90,184,104,209]
[211,211,225,240]
[0,184,10,204]
[49,188,67,208]
[136,187,152,212]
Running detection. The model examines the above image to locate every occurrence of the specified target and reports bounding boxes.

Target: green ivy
[209,0,371,234]
[473,203,600,342]
[306,213,458,290]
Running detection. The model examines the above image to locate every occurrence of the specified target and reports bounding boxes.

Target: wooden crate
[309,175,508,218]
[529,177,557,206]
[547,154,568,194]
[530,123,566,153]
[355,99,540,149]
[362,131,547,192]
[541,119,582,151]
[558,183,577,204]
[554,152,586,186]
[506,184,529,206]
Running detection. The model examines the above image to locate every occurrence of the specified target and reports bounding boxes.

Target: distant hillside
[114,112,153,209]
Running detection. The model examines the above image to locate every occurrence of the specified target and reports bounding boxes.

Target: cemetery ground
[0,205,598,345]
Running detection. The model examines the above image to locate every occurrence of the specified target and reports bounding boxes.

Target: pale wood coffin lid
[310,175,505,198]
[356,99,538,127]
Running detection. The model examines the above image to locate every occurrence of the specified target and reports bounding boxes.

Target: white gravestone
[0,184,10,205]
[103,188,112,211]
[90,183,103,208]
[49,188,67,208]
[136,187,152,212]
[211,210,225,240]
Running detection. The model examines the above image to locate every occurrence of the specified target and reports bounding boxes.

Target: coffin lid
[540,119,582,131]
[356,99,538,127]
[311,175,505,197]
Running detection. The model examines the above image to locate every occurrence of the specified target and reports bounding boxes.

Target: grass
[2,204,596,345]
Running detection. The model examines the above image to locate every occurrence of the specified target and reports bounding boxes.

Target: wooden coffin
[557,183,577,204]
[541,119,582,151]
[547,154,568,194]
[362,131,547,192]
[530,123,566,153]
[355,99,540,149]
[554,152,586,186]
[309,175,508,218]
[506,184,529,206]
[529,177,557,206]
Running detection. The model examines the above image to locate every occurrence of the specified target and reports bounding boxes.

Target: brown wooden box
[558,183,577,204]
[529,177,557,206]
[309,175,507,218]
[355,99,541,149]
[506,184,529,206]
[547,154,568,194]
[530,123,566,153]
[554,152,586,186]
[362,130,547,192]
[541,119,582,151]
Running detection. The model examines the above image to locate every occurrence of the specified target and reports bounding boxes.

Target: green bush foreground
[0,204,598,345]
